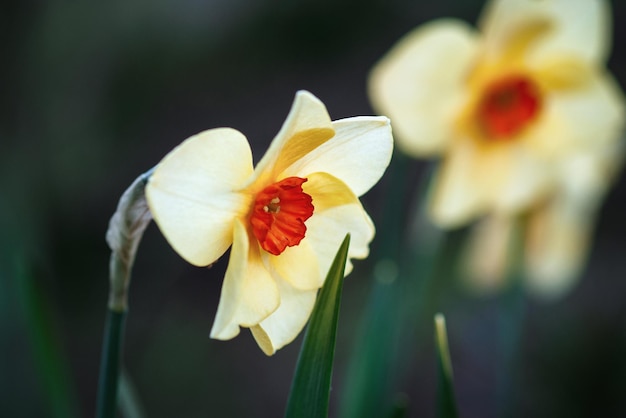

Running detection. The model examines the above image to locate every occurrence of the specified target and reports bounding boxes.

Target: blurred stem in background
[496,217,527,418]
[8,255,80,418]
[96,169,153,418]
[0,182,80,417]
[339,156,462,417]
[339,150,530,416]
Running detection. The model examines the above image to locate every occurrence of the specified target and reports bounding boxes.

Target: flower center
[477,75,542,140]
[250,177,314,255]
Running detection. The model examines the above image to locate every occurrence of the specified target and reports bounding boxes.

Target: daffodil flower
[369,0,624,295]
[369,0,624,227]
[145,91,393,354]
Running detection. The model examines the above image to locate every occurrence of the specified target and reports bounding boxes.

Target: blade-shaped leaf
[285,234,350,418]
[435,313,458,418]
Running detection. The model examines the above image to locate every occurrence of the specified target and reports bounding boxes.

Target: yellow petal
[480,0,610,65]
[251,91,335,187]
[210,219,280,340]
[540,71,625,153]
[368,19,479,156]
[250,278,317,355]
[146,128,253,266]
[478,0,551,62]
[529,0,610,65]
[268,238,320,291]
[429,137,489,227]
[492,143,553,213]
[557,141,624,203]
[462,214,513,294]
[533,56,595,91]
[524,196,596,299]
[281,116,393,197]
[302,172,375,277]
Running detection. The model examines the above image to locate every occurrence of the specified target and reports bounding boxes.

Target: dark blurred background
[3,1,626,417]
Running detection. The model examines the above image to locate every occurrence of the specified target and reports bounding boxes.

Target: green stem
[96,168,153,418]
[496,217,527,418]
[96,310,127,418]
[339,159,454,418]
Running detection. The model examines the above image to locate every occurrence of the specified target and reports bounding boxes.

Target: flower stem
[496,217,527,417]
[96,310,127,418]
[95,168,153,418]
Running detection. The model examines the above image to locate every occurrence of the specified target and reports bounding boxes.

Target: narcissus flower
[146,91,393,354]
[369,0,624,295]
[369,0,624,227]
[465,142,623,298]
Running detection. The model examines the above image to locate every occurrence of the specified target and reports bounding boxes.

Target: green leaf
[284,234,351,418]
[435,313,458,418]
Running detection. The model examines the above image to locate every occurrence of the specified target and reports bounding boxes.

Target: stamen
[250,177,314,255]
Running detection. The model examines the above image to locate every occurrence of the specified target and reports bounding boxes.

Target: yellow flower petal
[558,142,624,203]
[429,137,489,227]
[369,19,479,156]
[210,219,280,340]
[525,196,595,299]
[250,279,317,356]
[480,0,610,65]
[479,0,551,62]
[462,214,513,294]
[431,136,552,226]
[268,238,321,291]
[302,172,375,276]
[251,90,335,187]
[281,116,393,197]
[541,71,625,152]
[146,128,253,266]
[492,143,553,213]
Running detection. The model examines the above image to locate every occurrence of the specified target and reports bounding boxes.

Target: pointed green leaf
[285,234,351,418]
[435,313,458,418]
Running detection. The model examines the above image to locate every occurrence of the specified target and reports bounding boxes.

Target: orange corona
[250,177,314,255]
[477,75,542,140]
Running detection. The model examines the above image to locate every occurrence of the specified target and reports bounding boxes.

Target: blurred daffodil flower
[146,91,393,354]
[466,143,623,298]
[369,0,624,296]
[370,0,624,227]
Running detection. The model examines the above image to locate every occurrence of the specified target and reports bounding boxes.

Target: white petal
[250,278,317,356]
[281,116,393,197]
[146,128,253,266]
[210,219,280,340]
[369,19,479,156]
[251,90,335,186]
[480,0,610,64]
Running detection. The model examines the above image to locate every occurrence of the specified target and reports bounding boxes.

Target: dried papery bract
[105,168,154,311]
